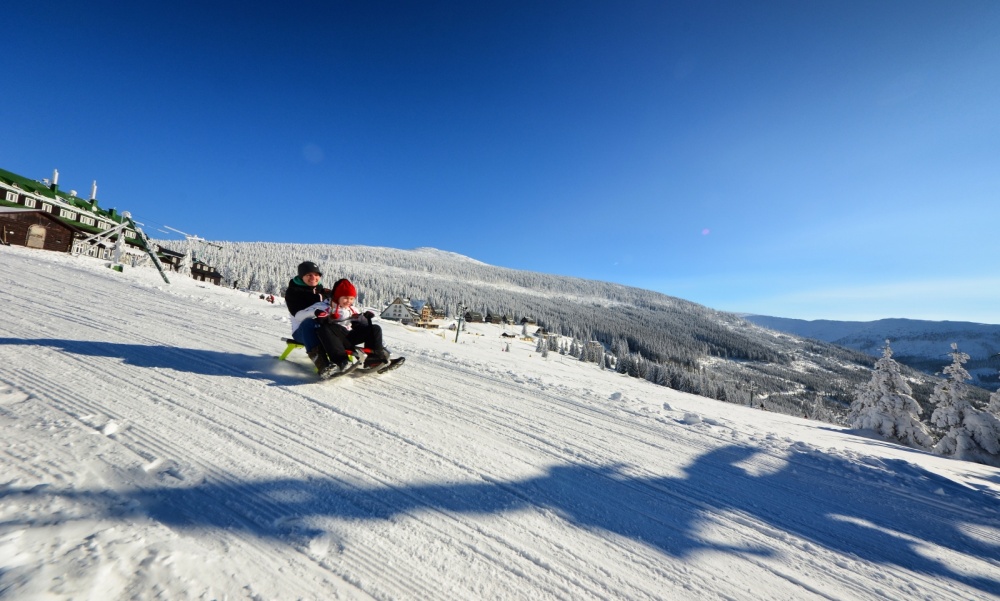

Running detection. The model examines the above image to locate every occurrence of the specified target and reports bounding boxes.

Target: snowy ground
[2,244,999,601]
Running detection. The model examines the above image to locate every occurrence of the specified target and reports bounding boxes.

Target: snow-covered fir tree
[990,388,1000,416]
[930,343,1000,464]
[178,249,193,277]
[847,341,932,448]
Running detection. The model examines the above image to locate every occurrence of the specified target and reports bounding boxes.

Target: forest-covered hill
[155,240,985,421]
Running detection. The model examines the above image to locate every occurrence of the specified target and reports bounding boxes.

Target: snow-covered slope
[744,315,1000,391]
[2,245,999,600]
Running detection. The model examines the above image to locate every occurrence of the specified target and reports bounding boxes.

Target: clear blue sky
[4,1,999,323]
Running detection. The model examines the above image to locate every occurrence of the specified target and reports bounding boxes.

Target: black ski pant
[315,321,384,365]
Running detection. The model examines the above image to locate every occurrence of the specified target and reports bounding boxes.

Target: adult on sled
[285,261,337,375]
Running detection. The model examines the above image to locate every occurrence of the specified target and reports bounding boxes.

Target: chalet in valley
[381,298,420,324]
[381,298,445,327]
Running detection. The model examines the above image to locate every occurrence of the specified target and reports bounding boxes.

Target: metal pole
[455,304,465,343]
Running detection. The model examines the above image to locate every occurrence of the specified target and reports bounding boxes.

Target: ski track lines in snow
[392,355,993,600]
[2,246,1000,600]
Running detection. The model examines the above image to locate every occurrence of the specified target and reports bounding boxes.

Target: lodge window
[42,204,52,212]
[4,191,16,202]
[24,197,36,208]
[59,208,76,219]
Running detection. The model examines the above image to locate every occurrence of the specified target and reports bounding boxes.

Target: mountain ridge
[743,315,1000,391]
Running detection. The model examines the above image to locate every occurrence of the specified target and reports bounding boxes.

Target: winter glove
[314,308,329,319]
[363,311,375,320]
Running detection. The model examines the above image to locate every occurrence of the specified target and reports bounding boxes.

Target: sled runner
[278,337,404,378]
[355,356,405,376]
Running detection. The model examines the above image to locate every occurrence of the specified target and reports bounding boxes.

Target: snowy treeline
[850,341,1000,465]
[151,241,935,424]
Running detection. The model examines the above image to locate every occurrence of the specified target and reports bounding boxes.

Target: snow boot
[307,346,330,374]
[318,359,360,380]
[362,348,390,369]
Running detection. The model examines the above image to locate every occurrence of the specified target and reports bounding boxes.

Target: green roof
[0,167,58,199]
[0,166,148,250]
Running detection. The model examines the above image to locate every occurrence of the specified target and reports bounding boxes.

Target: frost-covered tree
[990,388,1000,416]
[848,341,932,448]
[177,249,192,277]
[930,343,1000,464]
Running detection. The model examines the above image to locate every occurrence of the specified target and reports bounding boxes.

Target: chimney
[90,180,98,201]
[50,169,59,191]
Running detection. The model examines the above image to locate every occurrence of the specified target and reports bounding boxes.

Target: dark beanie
[297,261,322,277]
[332,279,357,300]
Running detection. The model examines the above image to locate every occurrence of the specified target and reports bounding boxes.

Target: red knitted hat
[332,279,357,300]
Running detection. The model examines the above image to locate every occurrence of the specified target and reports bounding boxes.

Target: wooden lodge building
[0,167,144,259]
[0,206,86,252]
[1,166,223,285]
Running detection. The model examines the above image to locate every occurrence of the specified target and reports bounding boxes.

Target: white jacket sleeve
[290,301,330,333]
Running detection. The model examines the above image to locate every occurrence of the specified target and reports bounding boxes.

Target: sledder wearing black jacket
[285,261,339,371]
[285,277,327,318]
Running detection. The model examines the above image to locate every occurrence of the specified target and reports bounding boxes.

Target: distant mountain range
[743,316,1000,391]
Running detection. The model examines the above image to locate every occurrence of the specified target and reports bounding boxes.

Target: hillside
[744,315,1000,392]
[155,240,924,421]
[2,245,1000,599]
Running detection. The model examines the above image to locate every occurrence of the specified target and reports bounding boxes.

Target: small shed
[0,207,83,253]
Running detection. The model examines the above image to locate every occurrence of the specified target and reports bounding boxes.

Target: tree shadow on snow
[0,337,313,386]
[4,445,1000,595]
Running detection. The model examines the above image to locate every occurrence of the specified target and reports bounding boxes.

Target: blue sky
[4,1,999,323]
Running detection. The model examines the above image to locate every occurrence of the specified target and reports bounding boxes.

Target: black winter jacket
[285,277,329,316]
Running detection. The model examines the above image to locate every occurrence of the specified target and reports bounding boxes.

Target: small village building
[152,245,223,285]
[409,300,441,328]
[419,303,435,323]
[155,246,185,270]
[192,259,223,285]
[381,297,420,323]
[464,311,484,323]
